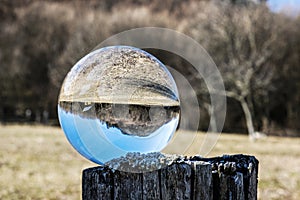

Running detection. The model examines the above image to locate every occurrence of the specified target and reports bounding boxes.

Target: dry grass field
[0,125,299,200]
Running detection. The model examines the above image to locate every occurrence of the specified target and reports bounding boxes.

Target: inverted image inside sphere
[59,46,179,106]
[58,46,180,166]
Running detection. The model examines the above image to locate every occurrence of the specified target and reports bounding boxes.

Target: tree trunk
[205,103,218,133]
[82,155,258,200]
[239,98,255,140]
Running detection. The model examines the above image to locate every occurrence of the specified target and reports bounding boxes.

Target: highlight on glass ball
[58,46,180,168]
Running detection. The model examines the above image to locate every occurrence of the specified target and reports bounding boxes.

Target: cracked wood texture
[82,154,258,200]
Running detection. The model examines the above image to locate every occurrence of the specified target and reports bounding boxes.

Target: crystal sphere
[58,46,180,165]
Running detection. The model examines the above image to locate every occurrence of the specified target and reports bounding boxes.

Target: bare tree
[185,3,288,139]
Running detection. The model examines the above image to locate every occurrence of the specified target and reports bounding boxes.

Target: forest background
[1,0,300,136]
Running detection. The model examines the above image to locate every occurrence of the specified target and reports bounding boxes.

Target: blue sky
[268,0,300,14]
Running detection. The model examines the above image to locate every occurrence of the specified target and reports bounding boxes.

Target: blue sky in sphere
[268,0,300,14]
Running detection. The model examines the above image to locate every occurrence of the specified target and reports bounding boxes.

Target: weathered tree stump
[82,154,258,200]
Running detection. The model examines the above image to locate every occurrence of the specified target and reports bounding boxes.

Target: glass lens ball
[58,46,180,165]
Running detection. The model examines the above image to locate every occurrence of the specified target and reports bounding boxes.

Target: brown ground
[0,125,299,199]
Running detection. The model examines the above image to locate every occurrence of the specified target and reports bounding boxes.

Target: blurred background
[0,0,300,199]
[1,0,300,137]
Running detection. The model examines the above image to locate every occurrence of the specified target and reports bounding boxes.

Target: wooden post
[82,154,258,200]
